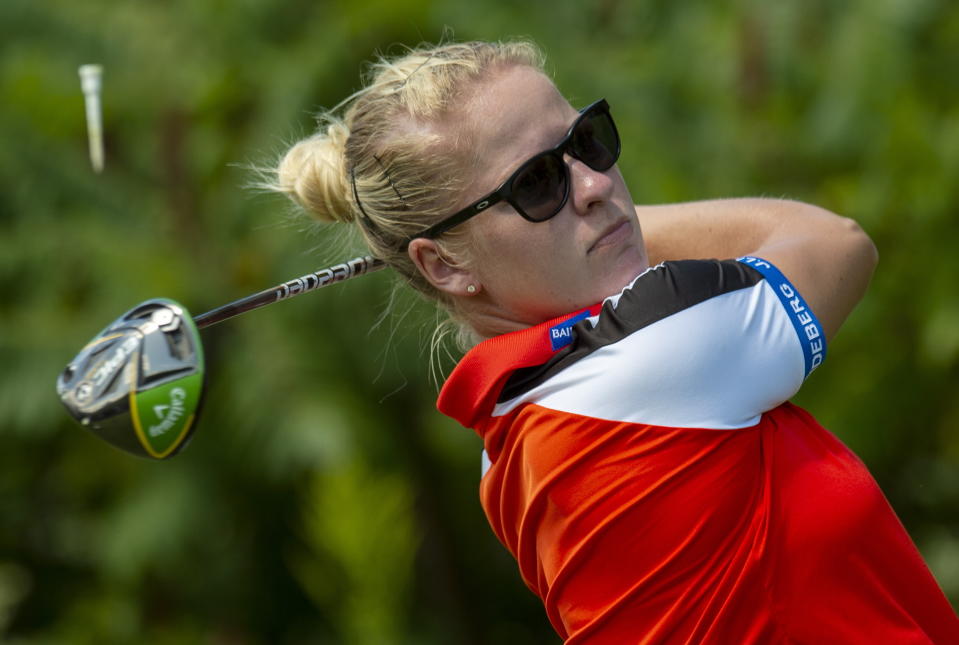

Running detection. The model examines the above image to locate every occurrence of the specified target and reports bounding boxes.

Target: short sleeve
[736,256,826,378]
[493,259,827,429]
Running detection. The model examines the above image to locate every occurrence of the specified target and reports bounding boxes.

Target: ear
[408,238,479,297]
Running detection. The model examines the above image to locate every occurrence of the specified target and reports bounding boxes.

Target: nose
[566,155,615,215]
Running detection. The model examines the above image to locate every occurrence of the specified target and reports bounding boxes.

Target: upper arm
[747,206,878,342]
[637,198,878,342]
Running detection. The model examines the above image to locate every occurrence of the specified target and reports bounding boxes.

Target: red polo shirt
[439,258,958,643]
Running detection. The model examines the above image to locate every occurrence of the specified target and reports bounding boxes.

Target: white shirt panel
[492,281,804,429]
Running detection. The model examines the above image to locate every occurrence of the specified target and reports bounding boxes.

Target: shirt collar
[437,304,603,428]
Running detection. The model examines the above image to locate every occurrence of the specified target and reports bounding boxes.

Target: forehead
[458,67,577,175]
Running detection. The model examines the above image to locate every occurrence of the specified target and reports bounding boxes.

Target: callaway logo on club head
[148,387,186,437]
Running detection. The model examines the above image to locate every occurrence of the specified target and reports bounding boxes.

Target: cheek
[471,219,570,287]
[469,210,545,264]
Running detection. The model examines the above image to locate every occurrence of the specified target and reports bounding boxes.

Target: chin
[604,250,648,295]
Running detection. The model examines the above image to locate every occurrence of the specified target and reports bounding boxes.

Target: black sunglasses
[407,98,621,244]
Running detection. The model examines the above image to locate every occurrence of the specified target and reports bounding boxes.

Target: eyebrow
[483,108,577,187]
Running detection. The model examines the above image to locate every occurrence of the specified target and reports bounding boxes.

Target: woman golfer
[274,40,959,643]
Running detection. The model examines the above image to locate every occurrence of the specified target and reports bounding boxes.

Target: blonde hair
[272,40,546,348]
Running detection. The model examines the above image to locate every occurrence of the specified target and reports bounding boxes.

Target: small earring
[466,284,477,294]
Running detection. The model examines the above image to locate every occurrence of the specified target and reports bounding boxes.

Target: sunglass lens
[512,153,568,221]
[572,111,619,171]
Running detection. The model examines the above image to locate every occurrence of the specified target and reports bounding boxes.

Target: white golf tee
[78,64,104,173]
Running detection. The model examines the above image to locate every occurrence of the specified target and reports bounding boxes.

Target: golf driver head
[56,298,205,459]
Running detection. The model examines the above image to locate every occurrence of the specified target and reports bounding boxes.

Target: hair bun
[276,120,354,224]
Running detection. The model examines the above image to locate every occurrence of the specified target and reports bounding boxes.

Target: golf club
[56,255,385,459]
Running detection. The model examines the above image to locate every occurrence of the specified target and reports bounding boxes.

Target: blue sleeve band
[737,256,826,378]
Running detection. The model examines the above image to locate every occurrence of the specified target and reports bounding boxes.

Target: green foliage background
[1,0,957,642]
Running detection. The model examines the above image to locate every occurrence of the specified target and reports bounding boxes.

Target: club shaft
[193,255,386,330]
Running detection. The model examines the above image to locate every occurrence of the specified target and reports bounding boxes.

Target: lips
[588,219,631,253]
